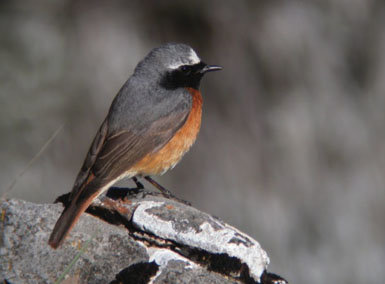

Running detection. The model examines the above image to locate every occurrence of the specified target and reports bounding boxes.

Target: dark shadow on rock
[110,261,159,284]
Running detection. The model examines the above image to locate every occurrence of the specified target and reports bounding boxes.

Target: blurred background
[1,0,385,283]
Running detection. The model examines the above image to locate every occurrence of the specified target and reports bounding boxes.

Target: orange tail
[48,179,104,249]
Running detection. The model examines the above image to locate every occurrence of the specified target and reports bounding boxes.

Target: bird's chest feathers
[170,88,203,155]
[134,88,202,175]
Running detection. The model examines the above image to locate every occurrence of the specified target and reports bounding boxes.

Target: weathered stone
[0,191,287,284]
[0,199,147,283]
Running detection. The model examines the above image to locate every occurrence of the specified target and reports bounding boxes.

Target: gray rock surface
[1,199,147,283]
[0,191,287,284]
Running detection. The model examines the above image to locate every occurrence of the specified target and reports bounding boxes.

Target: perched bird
[48,43,222,248]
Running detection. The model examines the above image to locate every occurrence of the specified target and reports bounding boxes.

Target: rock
[0,188,287,284]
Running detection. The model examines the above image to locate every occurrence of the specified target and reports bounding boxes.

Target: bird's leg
[144,176,191,206]
[144,176,172,196]
[132,177,144,189]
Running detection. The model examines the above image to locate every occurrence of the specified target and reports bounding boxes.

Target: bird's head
[135,43,222,90]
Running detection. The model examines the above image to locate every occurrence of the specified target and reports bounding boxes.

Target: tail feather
[48,179,103,249]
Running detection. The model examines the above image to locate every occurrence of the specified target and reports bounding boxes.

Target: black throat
[160,62,206,90]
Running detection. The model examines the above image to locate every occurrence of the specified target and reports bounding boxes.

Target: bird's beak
[200,64,222,74]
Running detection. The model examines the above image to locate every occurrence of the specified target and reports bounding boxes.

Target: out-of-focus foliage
[1,1,384,283]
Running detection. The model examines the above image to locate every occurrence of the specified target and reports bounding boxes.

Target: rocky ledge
[0,188,287,284]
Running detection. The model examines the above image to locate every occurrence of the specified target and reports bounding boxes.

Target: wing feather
[92,110,189,181]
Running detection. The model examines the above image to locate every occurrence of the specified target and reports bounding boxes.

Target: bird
[48,43,222,249]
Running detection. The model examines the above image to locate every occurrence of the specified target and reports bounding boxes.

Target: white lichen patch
[148,247,197,269]
[132,201,269,282]
[148,247,197,283]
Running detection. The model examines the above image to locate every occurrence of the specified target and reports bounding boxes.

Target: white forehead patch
[167,48,201,70]
[189,49,201,64]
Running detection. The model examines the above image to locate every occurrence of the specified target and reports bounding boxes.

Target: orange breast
[132,88,202,175]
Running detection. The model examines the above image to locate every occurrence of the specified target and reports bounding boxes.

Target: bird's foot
[144,176,192,206]
[165,194,192,206]
[132,177,144,189]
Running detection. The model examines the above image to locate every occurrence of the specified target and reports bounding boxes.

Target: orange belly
[132,88,202,175]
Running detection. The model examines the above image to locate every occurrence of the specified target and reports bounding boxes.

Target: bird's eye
[180,65,189,72]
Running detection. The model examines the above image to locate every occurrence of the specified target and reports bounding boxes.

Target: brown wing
[69,109,189,200]
[92,110,189,181]
[49,110,190,249]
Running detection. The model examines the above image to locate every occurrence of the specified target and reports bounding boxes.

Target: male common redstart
[48,43,221,248]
